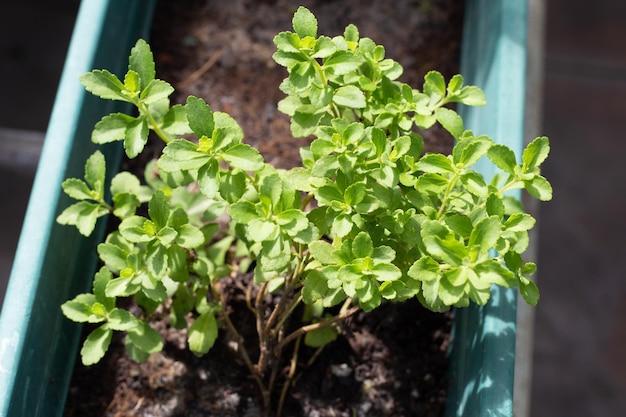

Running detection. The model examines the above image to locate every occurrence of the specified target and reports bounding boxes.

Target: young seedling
[59,7,551,416]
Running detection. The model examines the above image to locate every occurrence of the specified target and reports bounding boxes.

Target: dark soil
[64,0,463,416]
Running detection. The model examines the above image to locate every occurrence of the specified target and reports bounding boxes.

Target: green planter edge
[0,1,528,416]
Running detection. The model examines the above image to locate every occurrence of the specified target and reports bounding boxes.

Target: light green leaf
[292,6,317,38]
[452,135,492,167]
[80,69,128,102]
[106,308,139,331]
[487,144,517,174]
[372,263,402,281]
[309,240,338,266]
[123,115,149,158]
[162,104,192,135]
[61,178,93,201]
[522,136,550,172]
[423,71,446,98]
[188,311,219,356]
[416,153,454,174]
[222,144,264,171]
[292,105,326,137]
[140,79,174,104]
[524,175,553,201]
[435,107,464,139]
[468,216,501,254]
[148,190,170,229]
[92,113,134,144]
[456,85,487,106]
[129,38,155,90]
[332,85,366,108]
[352,232,373,259]
[85,150,106,192]
[61,294,101,323]
[186,96,214,138]
[81,325,113,365]
[127,321,163,354]
[323,51,361,75]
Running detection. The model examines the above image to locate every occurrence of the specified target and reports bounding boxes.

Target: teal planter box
[0,1,529,416]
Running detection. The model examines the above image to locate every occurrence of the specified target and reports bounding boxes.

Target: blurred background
[0,0,624,416]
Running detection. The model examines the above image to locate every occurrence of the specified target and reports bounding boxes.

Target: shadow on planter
[0,1,528,416]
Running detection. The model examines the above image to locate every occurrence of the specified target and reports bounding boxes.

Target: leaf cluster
[58,7,551,412]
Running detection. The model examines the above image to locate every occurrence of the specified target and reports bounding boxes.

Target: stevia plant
[58,6,551,415]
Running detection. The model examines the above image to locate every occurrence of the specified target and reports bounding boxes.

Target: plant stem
[277,305,360,351]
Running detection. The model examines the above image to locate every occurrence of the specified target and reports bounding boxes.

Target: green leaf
[522,136,550,172]
[186,96,214,138]
[519,276,539,306]
[56,201,108,237]
[81,325,113,365]
[524,175,553,201]
[80,69,128,102]
[61,294,102,323]
[162,104,192,136]
[323,51,361,75]
[292,105,326,137]
[352,232,373,259]
[332,85,366,108]
[372,263,402,281]
[149,190,170,229]
[504,213,535,232]
[344,182,366,206]
[61,178,93,201]
[92,113,134,144]
[417,153,454,174]
[128,38,155,90]
[175,224,205,248]
[123,115,149,158]
[309,240,338,265]
[468,216,501,254]
[292,6,317,38]
[127,321,163,354]
[456,85,487,106]
[106,308,139,331]
[84,150,106,192]
[423,71,446,98]
[229,201,260,223]
[487,144,517,174]
[188,311,219,356]
[435,107,464,139]
[452,135,492,167]
[222,144,264,171]
[140,79,174,104]
[304,323,338,348]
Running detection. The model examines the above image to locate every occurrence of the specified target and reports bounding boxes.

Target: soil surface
[64,0,463,416]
